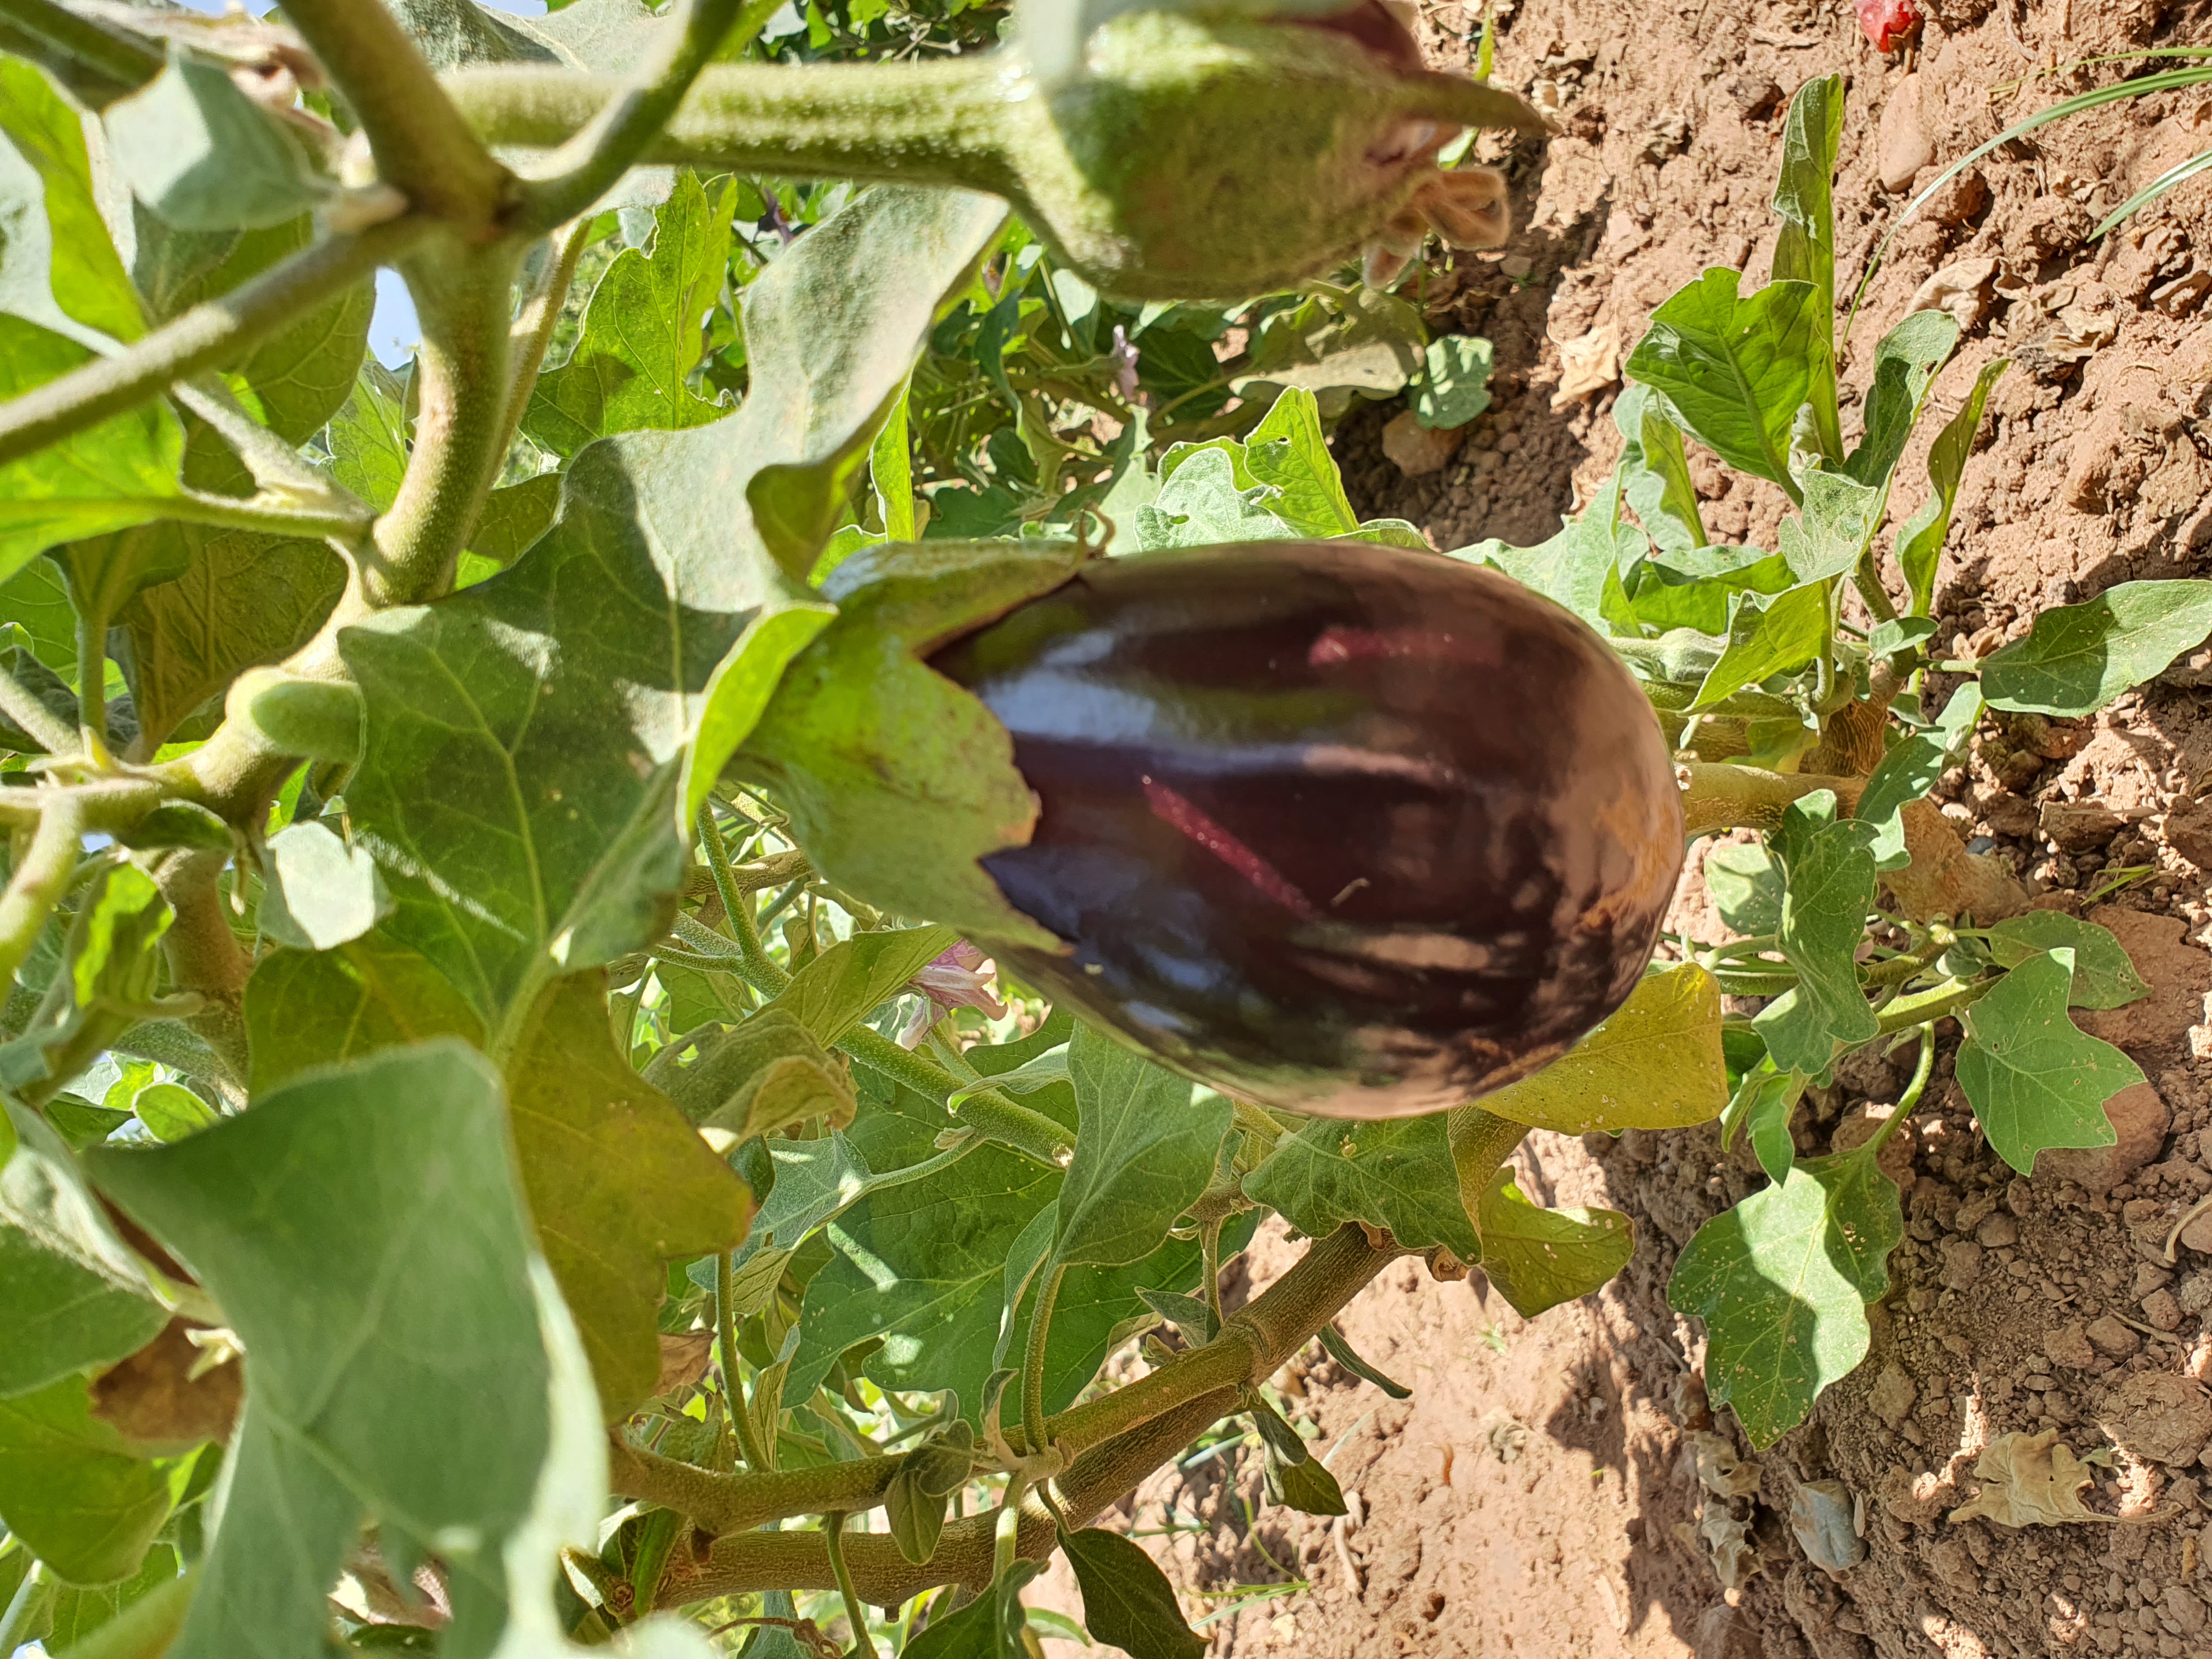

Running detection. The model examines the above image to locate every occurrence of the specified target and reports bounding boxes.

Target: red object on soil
[1857,0,1921,51]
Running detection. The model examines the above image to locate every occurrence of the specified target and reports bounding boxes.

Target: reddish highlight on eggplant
[929,540,1685,1120]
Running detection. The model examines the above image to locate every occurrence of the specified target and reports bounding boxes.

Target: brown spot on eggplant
[928,540,1685,1119]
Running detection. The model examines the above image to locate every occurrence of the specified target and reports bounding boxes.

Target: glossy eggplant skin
[928,540,1685,1120]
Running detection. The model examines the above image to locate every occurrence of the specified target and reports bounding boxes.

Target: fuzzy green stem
[0,217,430,470]
[173,376,364,514]
[170,235,522,823]
[1022,1261,1066,1469]
[282,0,509,226]
[0,795,81,991]
[0,662,75,757]
[0,1560,52,1656]
[1679,763,1865,837]
[1201,1218,1224,1333]
[493,217,594,471]
[1875,975,1989,1033]
[446,58,1023,196]
[519,0,779,229]
[0,0,159,100]
[618,1224,1399,1555]
[839,1028,1070,1167]
[718,1250,771,1473]
[823,1513,878,1659]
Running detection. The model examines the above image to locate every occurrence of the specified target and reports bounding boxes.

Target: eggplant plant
[0,3,2192,1655]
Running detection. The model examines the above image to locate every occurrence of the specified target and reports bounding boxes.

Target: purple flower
[898,940,1008,1047]
[1109,324,1141,404]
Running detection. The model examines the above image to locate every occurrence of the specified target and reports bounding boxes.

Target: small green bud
[229,667,363,764]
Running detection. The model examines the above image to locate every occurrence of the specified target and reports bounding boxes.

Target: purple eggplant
[929,540,1684,1120]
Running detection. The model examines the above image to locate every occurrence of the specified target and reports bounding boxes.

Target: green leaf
[0,318,183,580]
[505,973,752,1418]
[768,926,956,1047]
[241,928,484,1096]
[1854,681,1981,870]
[1720,1060,1804,1185]
[1243,388,1360,535]
[1474,1171,1634,1318]
[116,523,345,754]
[1984,913,2148,1009]
[43,1539,182,1652]
[1470,964,1728,1136]
[1235,284,1425,402]
[1771,76,1841,316]
[1752,794,1878,1075]
[1468,464,1641,633]
[884,1422,974,1566]
[469,472,561,574]
[740,540,1084,947]
[1063,1527,1205,1659]
[1777,467,1881,585]
[129,1082,216,1143]
[1896,358,2006,617]
[103,55,325,233]
[0,59,144,346]
[257,820,390,951]
[1134,447,1298,549]
[740,188,1009,579]
[791,1073,1217,1421]
[0,1104,165,1399]
[1669,1149,1901,1446]
[0,1375,187,1586]
[1690,582,1827,709]
[1705,842,1782,935]
[870,384,918,543]
[1843,310,1958,489]
[1243,1112,1480,1260]
[1266,1447,1348,1517]
[522,172,734,458]
[1413,335,1494,431]
[0,556,82,676]
[1316,1324,1408,1398]
[1054,1025,1229,1268]
[326,360,410,512]
[84,1042,610,1659]
[1955,948,2147,1175]
[1978,579,2212,715]
[904,1572,1030,1659]
[648,1008,854,1142]
[1622,270,1824,495]
[1769,73,1842,462]
[338,424,828,1028]
[0,864,171,1098]
[1614,384,1704,556]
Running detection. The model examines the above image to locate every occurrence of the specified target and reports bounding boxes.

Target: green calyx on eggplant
[444,2,1549,301]
[928,540,1685,1120]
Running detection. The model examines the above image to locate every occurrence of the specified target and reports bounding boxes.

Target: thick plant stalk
[518,0,780,229]
[281,0,509,226]
[0,218,430,470]
[616,1220,1406,1549]
[446,60,1023,197]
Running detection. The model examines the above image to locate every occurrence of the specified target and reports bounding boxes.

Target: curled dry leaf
[1947,1430,2116,1527]
[88,1316,242,1454]
[1553,321,1621,405]
[1907,258,1999,331]
[654,1330,716,1397]
[1691,1429,1763,1498]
